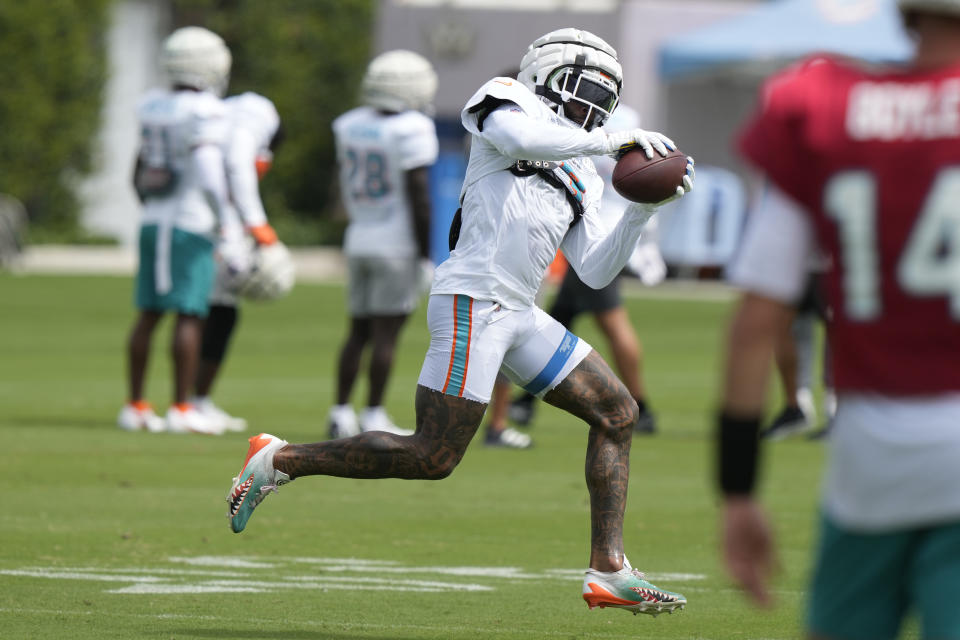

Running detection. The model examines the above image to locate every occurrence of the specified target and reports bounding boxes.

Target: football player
[118,26,232,435]
[717,2,960,638]
[192,91,285,432]
[227,29,693,616]
[327,50,439,437]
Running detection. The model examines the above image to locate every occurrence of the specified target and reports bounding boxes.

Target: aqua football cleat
[227,433,290,533]
[582,557,686,617]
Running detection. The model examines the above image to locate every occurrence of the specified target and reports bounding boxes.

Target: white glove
[661,155,695,205]
[627,242,667,287]
[419,258,435,295]
[603,128,677,159]
[624,155,696,214]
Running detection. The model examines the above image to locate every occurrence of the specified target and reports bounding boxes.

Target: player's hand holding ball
[607,128,694,207]
[603,127,675,160]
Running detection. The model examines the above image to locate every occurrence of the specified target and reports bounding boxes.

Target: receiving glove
[626,156,696,215]
[603,128,677,159]
[661,156,695,205]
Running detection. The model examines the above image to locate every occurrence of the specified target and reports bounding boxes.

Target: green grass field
[1,273,840,639]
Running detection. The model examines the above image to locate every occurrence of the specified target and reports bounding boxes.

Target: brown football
[612,148,688,204]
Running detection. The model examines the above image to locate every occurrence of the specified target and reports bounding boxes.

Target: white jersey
[432,78,653,310]
[332,106,438,258]
[222,92,281,240]
[136,88,229,236]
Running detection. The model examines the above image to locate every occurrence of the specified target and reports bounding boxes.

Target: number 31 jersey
[332,106,438,258]
[738,56,960,395]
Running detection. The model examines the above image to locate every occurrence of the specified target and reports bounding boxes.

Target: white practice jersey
[433,78,653,310]
[136,88,229,235]
[221,92,281,241]
[332,106,438,258]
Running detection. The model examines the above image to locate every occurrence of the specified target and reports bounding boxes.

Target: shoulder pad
[461,78,544,135]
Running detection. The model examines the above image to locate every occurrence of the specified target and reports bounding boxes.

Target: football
[612,148,688,204]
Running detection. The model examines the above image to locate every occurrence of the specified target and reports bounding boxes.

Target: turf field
[1,273,846,639]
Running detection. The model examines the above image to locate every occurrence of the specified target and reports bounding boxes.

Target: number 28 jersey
[332,106,438,258]
[738,56,960,395]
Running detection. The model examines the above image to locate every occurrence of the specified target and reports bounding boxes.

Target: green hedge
[0,1,109,242]
[4,1,374,245]
[175,0,375,245]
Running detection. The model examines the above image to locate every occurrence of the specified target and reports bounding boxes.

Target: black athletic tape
[201,304,238,362]
[717,411,762,496]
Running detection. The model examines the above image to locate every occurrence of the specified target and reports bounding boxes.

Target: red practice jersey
[738,56,960,395]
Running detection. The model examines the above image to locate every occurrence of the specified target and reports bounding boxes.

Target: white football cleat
[166,404,225,435]
[359,406,413,436]
[117,402,166,433]
[327,404,359,439]
[582,556,686,616]
[192,397,247,432]
[227,433,291,533]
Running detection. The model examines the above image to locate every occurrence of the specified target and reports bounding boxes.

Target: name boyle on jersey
[847,79,960,141]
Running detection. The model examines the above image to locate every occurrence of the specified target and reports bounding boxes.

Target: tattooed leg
[273,385,487,481]
[543,350,638,573]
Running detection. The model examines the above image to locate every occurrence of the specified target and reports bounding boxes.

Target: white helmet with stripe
[518,28,622,131]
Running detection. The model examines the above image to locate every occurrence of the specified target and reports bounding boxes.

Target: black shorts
[549,268,622,319]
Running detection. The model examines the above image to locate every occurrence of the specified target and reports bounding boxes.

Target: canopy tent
[659,0,914,80]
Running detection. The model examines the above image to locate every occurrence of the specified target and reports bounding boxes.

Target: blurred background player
[118,26,232,435]
[191,91,284,432]
[327,50,439,438]
[717,2,960,638]
[228,28,694,616]
[760,273,835,440]
[508,103,663,435]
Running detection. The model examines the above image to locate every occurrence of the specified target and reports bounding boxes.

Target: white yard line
[0,606,781,640]
[0,556,708,596]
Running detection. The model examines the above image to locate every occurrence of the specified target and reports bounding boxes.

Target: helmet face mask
[518,28,623,131]
[545,66,619,130]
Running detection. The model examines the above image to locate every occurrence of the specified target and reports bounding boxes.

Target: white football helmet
[898,0,960,16]
[235,242,296,302]
[362,50,438,114]
[518,28,622,131]
[160,26,232,97]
